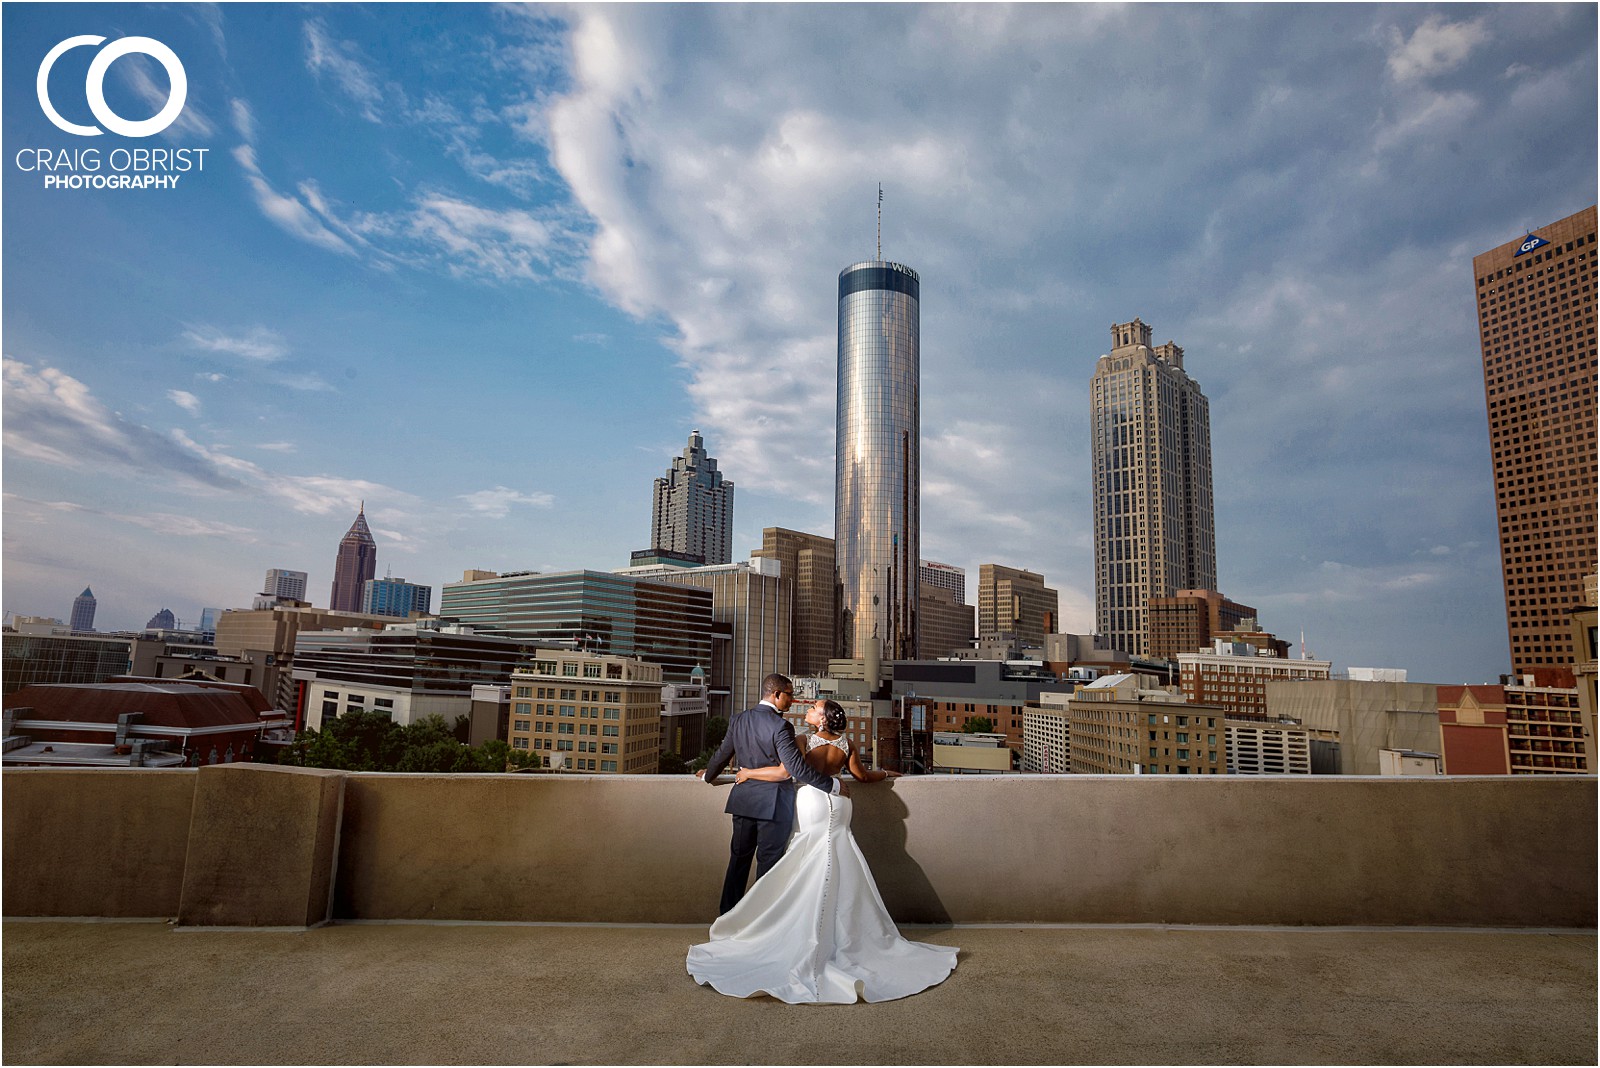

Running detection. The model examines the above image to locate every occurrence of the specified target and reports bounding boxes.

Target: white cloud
[2,357,241,489]
[1387,15,1491,83]
[304,17,391,123]
[458,486,556,519]
[167,389,201,414]
[181,324,289,362]
[233,144,358,256]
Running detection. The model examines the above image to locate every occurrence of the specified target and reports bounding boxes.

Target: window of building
[515,703,531,715]
[512,737,528,749]
[514,719,531,732]
[584,663,602,678]
[562,662,579,677]
[515,686,532,699]
[560,705,576,717]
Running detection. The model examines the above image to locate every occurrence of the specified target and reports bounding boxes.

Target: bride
[687,699,958,1003]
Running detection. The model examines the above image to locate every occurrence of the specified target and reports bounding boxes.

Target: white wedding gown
[687,735,958,1004]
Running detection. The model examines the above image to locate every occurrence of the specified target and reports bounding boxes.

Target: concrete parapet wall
[4,768,1595,927]
[3,768,197,917]
[178,764,345,927]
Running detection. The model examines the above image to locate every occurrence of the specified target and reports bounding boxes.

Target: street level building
[1178,640,1332,720]
[2,632,132,696]
[919,583,975,659]
[1263,677,1440,775]
[647,430,734,567]
[890,658,1060,759]
[1225,720,1312,775]
[1022,696,1073,773]
[836,259,920,661]
[292,621,543,731]
[977,565,1058,646]
[1472,207,1598,682]
[661,670,709,758]
[214,605,394,711]
[1068,673,1227,775]
[508,651,662,773]
[329,506,379,613]
[1090,319,1217,655]
[1437,679,1592,775]
[618,557,790,721]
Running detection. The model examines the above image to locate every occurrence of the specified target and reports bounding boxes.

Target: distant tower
[70,587,96,633]
[329,504,378,612]
[362,576,432,618]
[145,607,177,631]
[836,257,920,661]
[1472,207,1598,681]
[262,568,308,602]
[1090,318,1216,656]
[649,430,734,566]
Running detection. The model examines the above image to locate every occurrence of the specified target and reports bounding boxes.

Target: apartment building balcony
[4,768,1596,1065]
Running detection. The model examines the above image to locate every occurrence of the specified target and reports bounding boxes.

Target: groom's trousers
[719,812,792,915]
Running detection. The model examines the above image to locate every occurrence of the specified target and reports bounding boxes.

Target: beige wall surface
[4,769,1595,928]
[3,769,197,917]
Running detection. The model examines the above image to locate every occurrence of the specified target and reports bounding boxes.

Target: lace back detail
[807,733,850,755]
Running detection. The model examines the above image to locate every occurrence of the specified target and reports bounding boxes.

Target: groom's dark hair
[761,673,792,697]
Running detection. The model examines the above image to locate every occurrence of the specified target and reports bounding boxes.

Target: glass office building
[438,570,714,685]
[836,260,920,660]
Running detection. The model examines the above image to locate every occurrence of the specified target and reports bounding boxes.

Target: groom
[700,673,843,914]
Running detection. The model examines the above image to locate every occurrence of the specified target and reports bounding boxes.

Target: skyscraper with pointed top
[647,430,734,566]
[70,587,96,633]
[329,504,378,612]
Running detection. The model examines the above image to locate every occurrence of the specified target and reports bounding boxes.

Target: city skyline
[3,5,1596,684]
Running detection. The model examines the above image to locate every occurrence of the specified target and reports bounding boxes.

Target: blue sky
[3,3,1595,685]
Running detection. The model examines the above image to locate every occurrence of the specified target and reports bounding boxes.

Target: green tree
[704,715,728,750]
[658,750,689,775]
[962,716,995,734]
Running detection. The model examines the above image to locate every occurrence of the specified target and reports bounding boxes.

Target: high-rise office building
[647,430,734,566]
[1472,206,1598,682]
[836,259,920,660]
[263,569,309,602]
[618,557,790,721]
[977,565,1058,646]
[1090,318,1217,656]
[69,587,96,633]
[329,505,378,613]
[362,577,432,618]
[751,527,838,676]
[919,560,966,604]
[439,569,714,687]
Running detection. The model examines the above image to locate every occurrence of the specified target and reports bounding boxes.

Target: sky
[3,3,1595,685]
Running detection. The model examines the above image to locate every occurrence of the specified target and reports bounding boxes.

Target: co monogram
[37,35,187,138]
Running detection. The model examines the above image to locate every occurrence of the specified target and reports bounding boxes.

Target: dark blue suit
[704,700,838,914]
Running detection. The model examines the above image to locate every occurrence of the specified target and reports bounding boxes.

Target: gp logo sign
[37,35,187,137]
[1514,233,1550,257]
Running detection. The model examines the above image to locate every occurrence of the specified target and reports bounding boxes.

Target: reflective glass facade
[836,260,920,660]
[438,570,714,684]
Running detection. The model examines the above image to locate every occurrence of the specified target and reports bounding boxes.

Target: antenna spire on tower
[876,183,883,261]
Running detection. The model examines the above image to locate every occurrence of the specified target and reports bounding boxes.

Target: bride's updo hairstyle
[823,700,848,734]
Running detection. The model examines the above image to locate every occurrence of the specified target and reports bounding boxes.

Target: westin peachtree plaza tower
[836,259,921,662]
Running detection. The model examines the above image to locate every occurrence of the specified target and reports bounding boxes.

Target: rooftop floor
[3,920,1594,1065]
